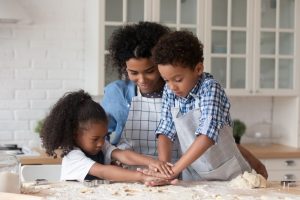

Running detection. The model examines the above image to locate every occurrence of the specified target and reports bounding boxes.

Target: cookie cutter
[34,179,49,185]
[83,179,110,187]
[281,180,296,189]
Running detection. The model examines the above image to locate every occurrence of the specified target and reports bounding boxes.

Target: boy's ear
[195,63,204,75]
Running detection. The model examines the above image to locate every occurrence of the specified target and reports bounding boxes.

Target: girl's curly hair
[152,31,204,69]
[40,90,107,158]
[108,21,170,79]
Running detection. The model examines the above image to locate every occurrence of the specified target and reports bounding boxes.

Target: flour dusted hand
[148,160,174,177]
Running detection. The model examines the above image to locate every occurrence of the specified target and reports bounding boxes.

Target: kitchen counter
[18,143,300,165]
[20,181,300,199]
[18,148,62,165]
[242,143,300,159]
[0,192,43,200]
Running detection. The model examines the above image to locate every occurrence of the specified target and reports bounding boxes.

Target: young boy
[151,31,251,181]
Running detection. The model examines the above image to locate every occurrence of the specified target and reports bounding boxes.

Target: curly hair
[40,90,107,158]
[108,21,171,79]
[152,31,204,69]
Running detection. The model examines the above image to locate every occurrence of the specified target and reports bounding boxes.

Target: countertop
[242,143,300,159]
[0,192,43,200]
[18,148,62,165]
[20,181,300,199]
[18,143,300,165]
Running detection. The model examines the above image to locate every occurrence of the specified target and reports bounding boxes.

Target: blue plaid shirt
[155,72,232,142]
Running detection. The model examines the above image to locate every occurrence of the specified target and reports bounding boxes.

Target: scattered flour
[21,180,299,200]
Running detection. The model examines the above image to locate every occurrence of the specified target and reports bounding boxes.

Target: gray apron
[171,95,251,181]
[118,90,180,161]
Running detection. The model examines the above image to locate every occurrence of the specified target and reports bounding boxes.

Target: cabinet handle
[285,160,295,166]
[283,174,295,180]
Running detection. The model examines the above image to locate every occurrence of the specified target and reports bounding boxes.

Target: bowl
[244,122,281,146]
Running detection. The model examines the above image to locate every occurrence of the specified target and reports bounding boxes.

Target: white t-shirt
[60,140,117,181]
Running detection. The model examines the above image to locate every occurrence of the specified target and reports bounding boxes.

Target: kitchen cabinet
[85,0,205,95]
[85,0,300,147]
[243,143,300,181]
[85,0,299,97]
[206,0,299,96]
[261,158,300,181]
[20,165,61,182]
[18,148,62,182]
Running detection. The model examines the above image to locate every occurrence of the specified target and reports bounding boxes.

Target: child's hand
[141,172,178,187]
[145,178,178,187]
[137,167,178,180]
[148,160,174,177]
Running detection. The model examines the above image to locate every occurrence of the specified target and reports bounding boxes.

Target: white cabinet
[86,0,205,95]
[86,0,299,96]
[205,0,300,96]
[261,158,300,181]
[20,164,61,182]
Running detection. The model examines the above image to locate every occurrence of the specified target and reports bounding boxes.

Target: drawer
[20,164,61,182]
[267,170,300,181]
[261,158,300,170]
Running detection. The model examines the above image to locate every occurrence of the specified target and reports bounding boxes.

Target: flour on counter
[230,170,267,189]
[21,180,299,200]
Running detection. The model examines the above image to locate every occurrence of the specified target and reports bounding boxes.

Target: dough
[229,170,267,189]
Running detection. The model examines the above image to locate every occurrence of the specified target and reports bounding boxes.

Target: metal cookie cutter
[34,179,49,185]
[281,174,297,189]
[96,179,110,184]
[281,180,297,189]
[83,179,110,187]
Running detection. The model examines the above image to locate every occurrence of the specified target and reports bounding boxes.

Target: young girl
[40,90,173,184]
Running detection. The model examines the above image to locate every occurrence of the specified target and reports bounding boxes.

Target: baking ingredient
[21,180,300,200]
[229,170,267,189]
[0,171,20,193]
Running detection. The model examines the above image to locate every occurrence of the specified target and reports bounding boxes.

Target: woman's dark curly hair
[108,21,171,79]
[40,90,107,158]
[152,31,204,69]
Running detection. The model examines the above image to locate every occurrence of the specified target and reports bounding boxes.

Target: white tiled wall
[0,0,85,146]
[0,0,275,146]
[230,97,273,143]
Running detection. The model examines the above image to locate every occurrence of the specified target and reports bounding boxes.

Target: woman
[101,21,268,179]
[102,22,179,161]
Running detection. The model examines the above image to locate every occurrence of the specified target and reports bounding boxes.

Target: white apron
[118,91,180,161]
[172,96,251,181]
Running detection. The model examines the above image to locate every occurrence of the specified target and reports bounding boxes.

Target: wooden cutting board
[0,192,43,200]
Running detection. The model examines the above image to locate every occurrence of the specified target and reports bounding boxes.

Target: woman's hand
[140,171,178,186]
[137,167,178,180]
[144,177,178,187]
[148,160,174,177]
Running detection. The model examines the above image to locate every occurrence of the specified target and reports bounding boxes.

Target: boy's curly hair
[152,31,204,69]
[108,21,171,79]
[40,90,107,158]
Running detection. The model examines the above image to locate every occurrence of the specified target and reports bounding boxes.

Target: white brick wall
[0,0,85,145]
[230,97,273,143]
